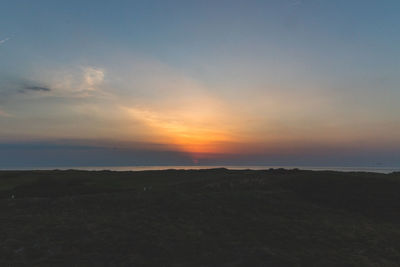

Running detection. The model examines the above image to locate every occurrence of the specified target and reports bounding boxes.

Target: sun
[126,106,235,155]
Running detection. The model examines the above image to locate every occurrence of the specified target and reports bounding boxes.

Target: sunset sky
[1,0,400,167]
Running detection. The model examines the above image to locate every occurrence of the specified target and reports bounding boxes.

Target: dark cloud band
[23,86,51,92]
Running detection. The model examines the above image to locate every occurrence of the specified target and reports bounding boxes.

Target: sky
[0,0,399,168]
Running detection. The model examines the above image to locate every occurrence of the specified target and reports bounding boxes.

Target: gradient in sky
[0,0,400,167]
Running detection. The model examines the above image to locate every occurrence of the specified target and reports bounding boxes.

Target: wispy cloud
[84,67,104,91]
[288,0,302,7]
[29,65,106,98]
[0,108,11,117]
[0,37,10,46]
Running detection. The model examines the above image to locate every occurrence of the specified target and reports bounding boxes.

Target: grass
[0,168,400,266]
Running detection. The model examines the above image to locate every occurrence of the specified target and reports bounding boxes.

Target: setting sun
[125,106,235,154]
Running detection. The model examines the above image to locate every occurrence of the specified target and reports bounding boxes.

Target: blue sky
[0,0,399,167]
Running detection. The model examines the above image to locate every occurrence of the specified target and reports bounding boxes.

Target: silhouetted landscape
[1,168,400,266]
[2,0,400,266]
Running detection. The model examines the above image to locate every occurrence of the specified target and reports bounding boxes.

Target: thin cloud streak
[0,108,11,117]
[0,37,10,45]
[22,85,51,92]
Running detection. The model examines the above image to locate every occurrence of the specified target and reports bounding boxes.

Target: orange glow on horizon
[125,106,237,155]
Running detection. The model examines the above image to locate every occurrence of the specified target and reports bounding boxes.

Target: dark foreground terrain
[1,168,400,266]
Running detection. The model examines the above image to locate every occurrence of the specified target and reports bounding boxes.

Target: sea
[3,166,399,174]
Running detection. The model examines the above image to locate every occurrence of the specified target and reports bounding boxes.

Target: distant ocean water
[3,166,399,174]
